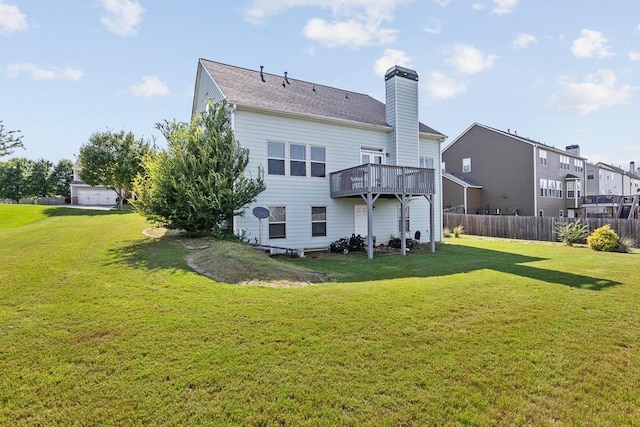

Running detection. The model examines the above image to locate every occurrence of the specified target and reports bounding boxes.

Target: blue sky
[2,0,639,170]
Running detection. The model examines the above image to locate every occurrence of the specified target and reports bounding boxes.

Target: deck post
[429,194,435,253]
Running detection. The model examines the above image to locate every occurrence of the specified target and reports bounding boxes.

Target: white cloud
[129,76,170,98]
[571,29,613,59]
[512,33,537,49]
[472,2,486,10]
[373,48,411,77]
[100,0,144,36]
[549,70,634,115]
[245,0,403,47]
[628,51,640,61]
[423,71,467,99]
[303,17,397,47]
[431,0,450,6]
[492,0,518,14]
[0,1,27,34]
[447,43,497,74]
[5,63,83,81]
[424,19,442,35]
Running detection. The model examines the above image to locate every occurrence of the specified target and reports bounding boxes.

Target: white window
[267,142,285,175]
[420,156,434,168]
[397,206,410,233]
[560,155,570,170]
[268,206,286,239]
[290,144,306,177]
[311,146,326,177]
[574,159,584,173]
[311,207,327,237]
[567,181,580,198]
[361,146,384,164]
[540,178,548,197]
[462,158,471,173]
[539,149,547,166]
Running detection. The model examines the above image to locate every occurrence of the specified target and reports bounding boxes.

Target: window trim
[539,149,548,166]
[420,156,435,169]
[289,143,307,177]
[311,206,327,237]
[268,206,286,239]
[310,146,326,178]
[267,141,285,175]
[462,157,471,173]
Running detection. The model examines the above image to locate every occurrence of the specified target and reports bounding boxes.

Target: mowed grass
[1,205,640,425]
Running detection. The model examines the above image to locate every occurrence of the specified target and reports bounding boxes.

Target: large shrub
[587,225,619,252]
[555,219,589,246]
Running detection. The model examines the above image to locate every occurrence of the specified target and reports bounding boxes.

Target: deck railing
[330,163,435,198]
[583,195,635,205]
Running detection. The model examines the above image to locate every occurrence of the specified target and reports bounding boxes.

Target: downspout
[533,144,538,215]
[463,185,468,214]
[230,103,238,236]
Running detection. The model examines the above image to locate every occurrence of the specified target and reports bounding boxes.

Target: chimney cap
[385,65,418,82]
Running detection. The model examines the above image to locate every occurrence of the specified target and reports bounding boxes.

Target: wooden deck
[329,164,435,198]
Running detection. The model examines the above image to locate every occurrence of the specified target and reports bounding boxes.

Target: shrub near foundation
[587,225,619,252]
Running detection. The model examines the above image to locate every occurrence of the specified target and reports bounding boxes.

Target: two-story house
[192,59,446,258]
[442,123,587,218]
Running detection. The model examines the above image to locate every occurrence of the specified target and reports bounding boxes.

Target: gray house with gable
[191,59,446,257]
[442,123,587,218]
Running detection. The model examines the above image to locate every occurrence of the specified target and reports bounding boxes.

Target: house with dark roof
[192,59,446,257]
[442,123,587,218]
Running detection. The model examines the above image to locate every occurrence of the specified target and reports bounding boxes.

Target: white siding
[385,76,419,167]
[192,62,227,116]
[231,109,442,248]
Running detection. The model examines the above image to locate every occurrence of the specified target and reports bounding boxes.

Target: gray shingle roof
[199,59,444,136]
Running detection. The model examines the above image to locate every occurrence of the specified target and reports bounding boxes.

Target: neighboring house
[584,161,640,218]
[586,162,625,196]
[442,123,587,218]
[442,172,482,214]
[622,162,640,196]
[70,160,116,206]
[192,59,446,257]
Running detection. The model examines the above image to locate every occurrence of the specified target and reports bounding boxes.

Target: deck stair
[615,195,640,219]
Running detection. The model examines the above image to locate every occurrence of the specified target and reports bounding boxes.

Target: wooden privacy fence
[444,213,640,247]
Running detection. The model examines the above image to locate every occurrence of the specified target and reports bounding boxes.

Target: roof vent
[259,65,265,82]
[284,71,290,85]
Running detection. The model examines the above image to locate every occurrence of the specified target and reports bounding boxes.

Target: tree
[28,159,54,197]
[78,130,151,210]
[50,159,74,197]
[0,158,33,202]
[0,121,25,157]
[134,100,265,236]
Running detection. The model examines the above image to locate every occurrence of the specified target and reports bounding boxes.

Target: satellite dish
[252,206,270,220]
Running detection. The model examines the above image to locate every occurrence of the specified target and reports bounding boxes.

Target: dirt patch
[143,227,328,287]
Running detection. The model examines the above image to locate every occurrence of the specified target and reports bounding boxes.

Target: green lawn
[1,205,640,425]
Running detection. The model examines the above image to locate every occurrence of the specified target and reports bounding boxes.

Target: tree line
[0,158,73,202]
[0,121,73,202]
